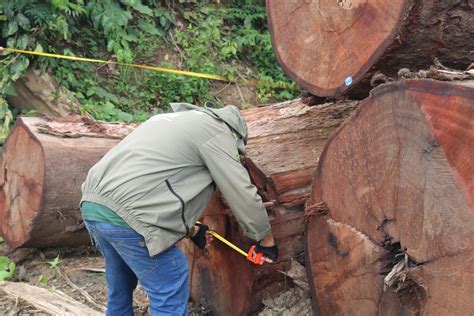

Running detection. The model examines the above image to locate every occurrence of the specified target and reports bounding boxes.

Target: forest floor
[0,241,311,315]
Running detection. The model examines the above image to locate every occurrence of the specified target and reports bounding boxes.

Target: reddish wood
[267,0,474,98]
[244,100,358,206]
[0,116,135,248]
[182,99,357,315]
[0,100,357,315]
[305,80,474,315]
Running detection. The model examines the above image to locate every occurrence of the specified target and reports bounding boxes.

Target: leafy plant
[0,256,16,281]
[0,97,13,143]
[1,0,301,128]
[48,255,61,270]
[38,274,49,286]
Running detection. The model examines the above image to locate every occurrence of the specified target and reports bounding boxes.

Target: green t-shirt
[81,201,129,227]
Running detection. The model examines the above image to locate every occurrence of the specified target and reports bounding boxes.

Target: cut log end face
[1,120,44,247]
[305,81,474,314]
[267,1,474,97]
[266,0,408,96]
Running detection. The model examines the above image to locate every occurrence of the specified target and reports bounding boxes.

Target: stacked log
[305,80,474,315]
[182,100,357,315]
[266,0,474,98]
[0,116,135,248]
[0,99,357,315]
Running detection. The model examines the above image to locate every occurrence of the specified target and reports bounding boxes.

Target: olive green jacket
[81,103,271,256]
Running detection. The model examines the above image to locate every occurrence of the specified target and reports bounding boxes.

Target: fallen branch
[0,281,101,316]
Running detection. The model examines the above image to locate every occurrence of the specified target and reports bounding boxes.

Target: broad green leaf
[0,270,10,281]
[121,31,139,42]
[5,20,18,36]
[93,87,119,103]
[38,274,49,286]
[17,34,29,50]
[138,20,160,35]
[121,0,153,16]
[117,111,133,122]
[0,256,7,269]
[34,43,44,53]
[160,16,168,28]
[16,13,31,31]
[10,58,29,81]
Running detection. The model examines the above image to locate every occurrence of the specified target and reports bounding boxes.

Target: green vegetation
[0,1,300,131]
[48,254,61,270]
[0,255,16,281]
[38,274,49,286]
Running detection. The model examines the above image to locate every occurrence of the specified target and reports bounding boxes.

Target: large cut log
[182,99,357,315]
[0,100,357,315]
[305,80,474,315]
[0,116,136,248]
[266,0,474,98]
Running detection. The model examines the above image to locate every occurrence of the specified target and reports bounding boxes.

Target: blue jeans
[84,220,189,316]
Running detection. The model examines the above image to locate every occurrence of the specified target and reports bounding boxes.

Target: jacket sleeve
[199,132,271,241]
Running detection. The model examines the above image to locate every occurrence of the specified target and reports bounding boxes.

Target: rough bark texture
[305,80,474,315]
[7,69,80,116]
[267,0,474,98]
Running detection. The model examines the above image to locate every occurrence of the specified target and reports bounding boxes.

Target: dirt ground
[0,241,311,316]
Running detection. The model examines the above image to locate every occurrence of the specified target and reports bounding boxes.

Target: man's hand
[190,223,213,250]
[250,233,278,263]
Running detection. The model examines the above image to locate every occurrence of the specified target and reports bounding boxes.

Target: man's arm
[199,132,275,245]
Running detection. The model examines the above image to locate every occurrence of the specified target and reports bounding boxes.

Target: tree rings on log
[267,0,474,98]
[305,80,474,315]
[0,116,132,248]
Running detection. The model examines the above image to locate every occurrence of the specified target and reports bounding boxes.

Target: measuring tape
[1,47,296,90]
[196,221,265,265]
[1,47,229,82]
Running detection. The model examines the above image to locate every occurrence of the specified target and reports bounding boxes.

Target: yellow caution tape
[2,47,229,82]
[196,221,247,257]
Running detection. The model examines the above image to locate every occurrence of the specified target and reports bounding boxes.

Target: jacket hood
[171,102,248,154]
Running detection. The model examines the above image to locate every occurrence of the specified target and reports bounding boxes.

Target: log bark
[305,80,474,315]
[7,69,80,117]
[266,0,474,98]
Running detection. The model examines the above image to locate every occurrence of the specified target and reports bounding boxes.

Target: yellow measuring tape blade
[210,231,248,257]
[2,48,229,82]
[196,221,247,257]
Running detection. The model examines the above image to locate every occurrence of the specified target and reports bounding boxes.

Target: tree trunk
[266,0,474,98]
[0,116,136,248]
[305,80,474,315]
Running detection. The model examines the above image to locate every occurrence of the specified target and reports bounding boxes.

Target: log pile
[2,2,473,315]
[266,0,474,98]
[305,80,474,315]
[182,100,357,315]
[0,99,357,315]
